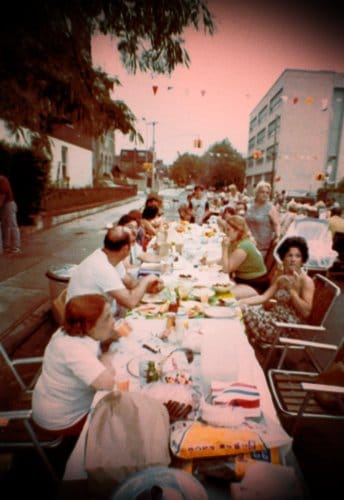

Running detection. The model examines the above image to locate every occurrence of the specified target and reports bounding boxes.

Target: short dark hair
[104,228,130,251]
[117,214,135,226]
[331,206,342,217]
[277,236,309,263]
[142,205,159,220]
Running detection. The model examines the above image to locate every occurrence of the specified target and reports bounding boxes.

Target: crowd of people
[30,183,342,477]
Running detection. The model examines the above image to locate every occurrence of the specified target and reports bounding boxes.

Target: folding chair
[268,339,344,436]
[0,341,62,482]
[261,273,341,372]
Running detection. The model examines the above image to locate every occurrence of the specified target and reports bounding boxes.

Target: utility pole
[271,128,278,198]
[148,120,158,192]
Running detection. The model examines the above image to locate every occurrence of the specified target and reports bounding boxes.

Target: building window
[256,129,266,145]
[268,116,280,138]
[249,116,257,131]
[248,137,256,151]
[258,106,268,124]
[269,88,283,113]
[266,143,278,161]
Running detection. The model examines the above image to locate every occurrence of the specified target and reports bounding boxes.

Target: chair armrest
[12,357,43,367]
[301,382,344,395]
[274,321,326,333]
[0,409,32,420]
[279,338,338,351]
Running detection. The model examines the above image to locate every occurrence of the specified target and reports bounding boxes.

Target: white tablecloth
[64,316,291,481]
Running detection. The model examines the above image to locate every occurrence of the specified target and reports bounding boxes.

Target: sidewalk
[0,195,143,354]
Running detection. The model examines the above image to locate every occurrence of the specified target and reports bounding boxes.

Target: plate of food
[180,300,204,318]
[137,304,162,316]
[212,282,234,294]
[141,291,167,304]
[203,306,237,318]
[190,287,215,300]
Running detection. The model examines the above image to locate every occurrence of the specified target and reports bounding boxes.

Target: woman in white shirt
[32,294,118,436]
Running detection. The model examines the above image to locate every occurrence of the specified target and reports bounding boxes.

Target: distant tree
[202,139,246,190]
[1,1,214,144]
[169,153,204,186]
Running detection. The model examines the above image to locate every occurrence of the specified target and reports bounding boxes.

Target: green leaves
[1,1,215,142]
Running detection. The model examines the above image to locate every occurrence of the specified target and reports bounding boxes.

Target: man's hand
[164,400,192,422]
[146,278,164,294]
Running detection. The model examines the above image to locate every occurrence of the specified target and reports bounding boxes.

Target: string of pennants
[152,85,206,96]
[280,95,343,110]
[150,86,344,111]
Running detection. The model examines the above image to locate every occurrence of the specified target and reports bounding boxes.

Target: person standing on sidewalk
[0,174,21,254]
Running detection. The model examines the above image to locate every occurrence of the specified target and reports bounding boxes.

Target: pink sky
[92,0,344,165]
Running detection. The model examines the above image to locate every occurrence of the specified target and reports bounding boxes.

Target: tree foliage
[169,139,246,189]
[0,1,214,142]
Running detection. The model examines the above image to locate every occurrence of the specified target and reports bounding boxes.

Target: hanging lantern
[252,149,263,160]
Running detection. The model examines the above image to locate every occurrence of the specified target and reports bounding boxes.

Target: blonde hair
[224,215,255,250]
[254,181,271,197]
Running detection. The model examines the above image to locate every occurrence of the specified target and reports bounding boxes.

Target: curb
[20,195,142,235]
[2,299,53,355]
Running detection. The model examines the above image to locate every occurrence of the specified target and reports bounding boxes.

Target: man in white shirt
[67,226,163,316]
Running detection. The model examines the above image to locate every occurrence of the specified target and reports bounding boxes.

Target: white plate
[137,304,162,315]
[141,292,167,304]
[191,287,215,300]
[203,306,237,318]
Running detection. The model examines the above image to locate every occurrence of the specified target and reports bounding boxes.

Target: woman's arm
[221,238,246,274]
[239,282,278,306]
[269,205,281,243]
[289,273,315,319]
[90,352,116,391]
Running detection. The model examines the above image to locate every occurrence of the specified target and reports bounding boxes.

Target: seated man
[66,226,163,317]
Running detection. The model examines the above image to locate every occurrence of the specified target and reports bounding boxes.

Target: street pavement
[0,188,183,353]
[0,187,343,499]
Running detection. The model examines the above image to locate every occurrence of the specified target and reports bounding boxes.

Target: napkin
[210,381,261,418]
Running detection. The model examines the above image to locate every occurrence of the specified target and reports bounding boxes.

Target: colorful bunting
[321,98,328,110]
[281,95,288,102]
[305,97,314,104]
[201,90,206,96]
[152,85,158,95]
[293,97,299,104]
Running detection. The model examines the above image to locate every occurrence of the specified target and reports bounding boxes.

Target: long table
[64,236,292,481]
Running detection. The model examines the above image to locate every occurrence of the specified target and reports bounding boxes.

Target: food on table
[145,361,161,383]
[212,283,232,294]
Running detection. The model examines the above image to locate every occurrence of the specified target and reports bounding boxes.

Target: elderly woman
[239,236,315,346]
[220,215,270,298]
[32,294,118,437]
[245,181,281,259]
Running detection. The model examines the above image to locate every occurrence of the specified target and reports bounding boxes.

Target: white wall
[50,137,93,188]
[0,121,93,188]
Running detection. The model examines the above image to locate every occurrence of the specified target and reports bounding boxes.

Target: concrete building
[246,69,344,196]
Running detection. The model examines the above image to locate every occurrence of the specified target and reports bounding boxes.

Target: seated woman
[178,202,195,223]
[220,215,270,298]
[32,294,119,439]
[239,236,315,347]
[141,205,162,250]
